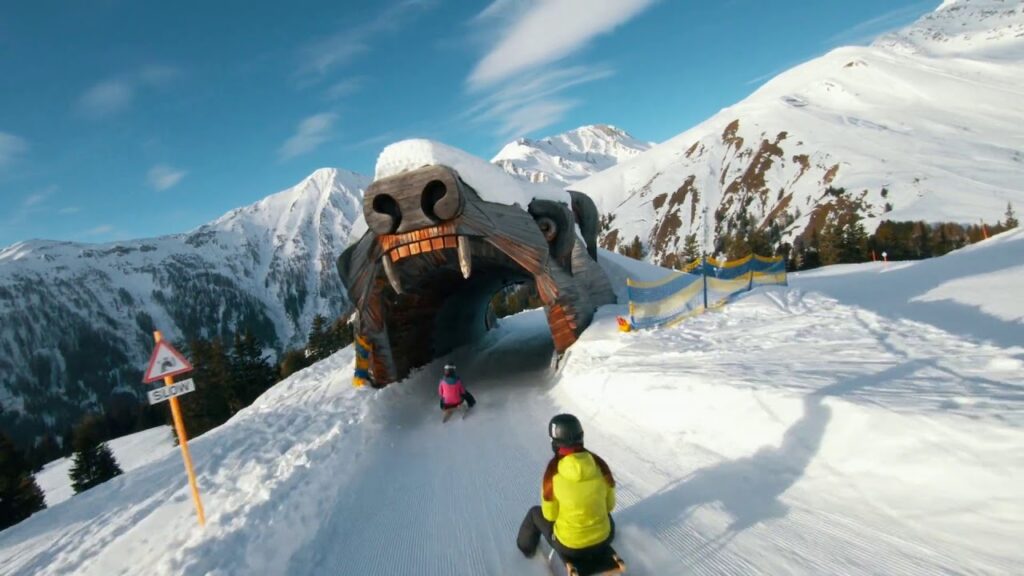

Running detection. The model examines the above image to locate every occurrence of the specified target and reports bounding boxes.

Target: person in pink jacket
[438,364,476,411]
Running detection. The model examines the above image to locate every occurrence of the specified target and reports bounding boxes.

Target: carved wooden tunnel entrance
[338,164,615,386]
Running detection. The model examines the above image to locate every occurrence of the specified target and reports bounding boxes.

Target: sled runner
[539,539,626,576]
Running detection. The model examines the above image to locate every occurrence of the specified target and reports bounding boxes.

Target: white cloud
[827,1,935,46]
[496,99,577,140]
[78,80,134,118]
[297,0,436,81]
[85,225,114,236]
[147,164,187,191]
[468,0,657,89]
[0,132,28,168]
[4,185,60,227]
[325,78,364,100]
[301,36,369,80]
[138,65,181,86]
[279,113,338,159]
[76,66,181,119]
[464,65,613,139]
[22,187,54,208]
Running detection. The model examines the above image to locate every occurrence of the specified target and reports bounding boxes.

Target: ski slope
[1,231,1022,575]
[34,425,175,508]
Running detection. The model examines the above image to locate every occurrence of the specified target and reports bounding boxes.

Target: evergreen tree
[229,330,276,411]
[788,238,805,272]
[817,214,843,265]
[839,215,868,263]
[279,348,312,379]
[27,433,62,472]
[69,414,123,494]
[0,432,46,529]
[618,236,644,259]
[328,317,355,353]
[681,233,701,264]
[179,338,233,437]
[1006,202,1019,229]
[307,315,330,361]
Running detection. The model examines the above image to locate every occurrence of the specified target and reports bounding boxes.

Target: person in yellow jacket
[517,413,616,561]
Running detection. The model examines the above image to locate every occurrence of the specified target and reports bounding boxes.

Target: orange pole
[154,331,206,526]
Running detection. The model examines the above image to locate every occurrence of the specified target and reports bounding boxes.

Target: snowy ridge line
[492,124,654,186]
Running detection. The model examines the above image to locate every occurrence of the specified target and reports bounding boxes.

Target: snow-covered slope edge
[576,0,1024,265]
[0,168,369,445]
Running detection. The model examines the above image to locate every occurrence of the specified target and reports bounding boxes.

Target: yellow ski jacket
[541,450,616,549]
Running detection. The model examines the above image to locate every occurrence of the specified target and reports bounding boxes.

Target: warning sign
[143,340,193,383]
[148,378,196,405]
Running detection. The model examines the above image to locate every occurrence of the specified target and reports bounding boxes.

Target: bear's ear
[567,190,599,261]
[528,199,575,273]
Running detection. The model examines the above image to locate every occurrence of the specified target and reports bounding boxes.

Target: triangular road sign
[143,340,194,383]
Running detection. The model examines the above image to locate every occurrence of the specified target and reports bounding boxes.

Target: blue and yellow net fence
[626,254,787,330]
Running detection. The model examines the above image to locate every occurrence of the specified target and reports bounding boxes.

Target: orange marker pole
[154,331,206,526]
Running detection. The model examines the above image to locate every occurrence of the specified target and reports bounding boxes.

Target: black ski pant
[440,391,476,410]
[516,505,615,561]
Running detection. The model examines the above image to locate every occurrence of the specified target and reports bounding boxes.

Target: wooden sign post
[144,331,206,527]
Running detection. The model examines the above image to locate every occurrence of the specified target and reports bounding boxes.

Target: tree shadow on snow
[617,359,929,566]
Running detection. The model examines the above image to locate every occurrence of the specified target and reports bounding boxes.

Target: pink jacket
[438,377,465,405]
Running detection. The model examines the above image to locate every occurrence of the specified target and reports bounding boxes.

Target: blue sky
[0,0,938,247]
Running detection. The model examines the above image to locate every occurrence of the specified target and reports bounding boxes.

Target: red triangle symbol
[143,340,194,383]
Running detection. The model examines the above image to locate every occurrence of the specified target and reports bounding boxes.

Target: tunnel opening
[340,163,617,387]
[381,236,534,379]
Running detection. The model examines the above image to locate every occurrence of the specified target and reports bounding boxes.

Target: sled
[442,407,457,423]
[441,404,471,423]
[540,539,626,576]
[551,350,572,375]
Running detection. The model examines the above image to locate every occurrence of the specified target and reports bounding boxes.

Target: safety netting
[626,255,786,330]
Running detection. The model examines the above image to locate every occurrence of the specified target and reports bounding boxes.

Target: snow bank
[795,228,1024,348]
[35,425,176,507]
[375,139,570,207]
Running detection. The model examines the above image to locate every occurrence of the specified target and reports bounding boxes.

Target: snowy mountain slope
[492,124,653,186]
[1,230,1020,575]
[34,425,175,507]
[574,0,1024,264]
[0,168,369,444]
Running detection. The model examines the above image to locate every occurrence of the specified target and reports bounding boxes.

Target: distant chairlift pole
[143,330,206,527]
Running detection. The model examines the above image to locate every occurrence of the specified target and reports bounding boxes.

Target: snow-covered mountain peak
[376,138,569,206]
[571,0,1024,266]
[492,124,653,186]
[874,0,1024,58]
[206,167,369,238]
[0,166,372,445]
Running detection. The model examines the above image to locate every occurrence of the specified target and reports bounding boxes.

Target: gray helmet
[549,413,583,453]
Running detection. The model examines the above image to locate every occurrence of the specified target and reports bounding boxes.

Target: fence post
[702,254,708,310]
